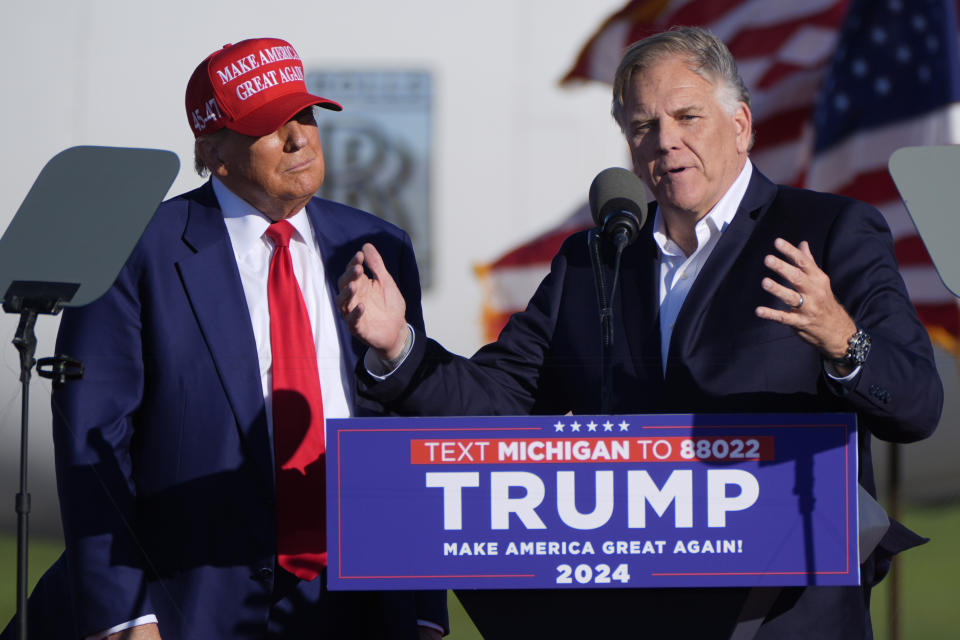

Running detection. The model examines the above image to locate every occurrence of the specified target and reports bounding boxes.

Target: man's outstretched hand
[336,243,408,361]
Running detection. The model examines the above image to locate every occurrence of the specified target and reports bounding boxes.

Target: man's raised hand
[336,243,408,360]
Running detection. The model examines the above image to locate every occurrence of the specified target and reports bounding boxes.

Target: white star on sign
[554,421,565,432]
[570,421,581,432]
[619,421,630,432]
[587,421,598,432]
[603,421,614,432]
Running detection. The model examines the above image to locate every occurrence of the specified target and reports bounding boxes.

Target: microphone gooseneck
[587,167,649,414]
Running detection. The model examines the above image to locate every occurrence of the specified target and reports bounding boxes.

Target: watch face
[849,330,871,365]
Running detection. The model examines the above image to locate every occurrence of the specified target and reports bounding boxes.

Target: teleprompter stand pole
[0,144,179,640]
[4,280,83,640]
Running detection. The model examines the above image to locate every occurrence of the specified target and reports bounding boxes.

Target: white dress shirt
[215,177,353,423]
[656,162,752,372]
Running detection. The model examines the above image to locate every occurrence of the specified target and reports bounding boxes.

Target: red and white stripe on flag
[477,0,960,350]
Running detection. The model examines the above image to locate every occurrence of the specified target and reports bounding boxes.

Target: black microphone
[587,168,647,414]
[588,167,648,248]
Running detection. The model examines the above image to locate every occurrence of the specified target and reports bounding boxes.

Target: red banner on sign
[410,437,775,464]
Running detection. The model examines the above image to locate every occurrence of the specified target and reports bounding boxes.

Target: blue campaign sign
[326,413,859,591]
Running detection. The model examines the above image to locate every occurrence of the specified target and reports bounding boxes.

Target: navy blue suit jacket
[22,182,445,639]
[359,167,941,639]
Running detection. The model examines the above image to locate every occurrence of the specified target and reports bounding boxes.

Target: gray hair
[611,26,751,131]
[193,128,232,177]
[194,146,210,177]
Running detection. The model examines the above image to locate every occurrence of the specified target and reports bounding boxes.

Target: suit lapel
[306,199,362,377]
[667,166,778,369]
[176,183,274,487]
[620,214,663,378]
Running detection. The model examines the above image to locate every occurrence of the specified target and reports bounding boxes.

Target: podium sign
[327,413,859,590]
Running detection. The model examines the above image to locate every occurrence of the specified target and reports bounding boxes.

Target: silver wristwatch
[834,328,871,368]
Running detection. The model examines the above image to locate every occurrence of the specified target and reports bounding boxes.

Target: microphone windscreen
[588,167,648,229]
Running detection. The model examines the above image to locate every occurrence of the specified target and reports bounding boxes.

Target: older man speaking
[339,26,940,639]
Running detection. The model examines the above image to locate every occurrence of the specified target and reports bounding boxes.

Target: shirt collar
[653,161,753,257]
[212,176,316,260]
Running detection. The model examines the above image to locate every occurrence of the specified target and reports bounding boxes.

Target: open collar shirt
[655,162,753,373]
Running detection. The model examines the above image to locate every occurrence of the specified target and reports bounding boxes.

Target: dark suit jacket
[359,167,941,639]
[13,182,446,639]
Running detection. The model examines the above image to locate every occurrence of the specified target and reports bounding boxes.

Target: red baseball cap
[185,37,341,138]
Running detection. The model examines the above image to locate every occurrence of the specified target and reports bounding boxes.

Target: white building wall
[0,0,956,538]
[0,0,628,535]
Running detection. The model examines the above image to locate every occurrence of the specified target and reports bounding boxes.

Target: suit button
[868,385,891,403]
[253,567,273,581]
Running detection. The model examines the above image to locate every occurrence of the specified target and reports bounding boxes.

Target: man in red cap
[11,37,446,640]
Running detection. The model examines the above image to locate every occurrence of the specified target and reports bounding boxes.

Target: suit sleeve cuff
[417,619,446,635]
[823,360,861,389]
[85,615,159,640]
[363,324,415,378]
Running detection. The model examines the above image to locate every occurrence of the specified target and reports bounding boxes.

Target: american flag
[477,0,960,349]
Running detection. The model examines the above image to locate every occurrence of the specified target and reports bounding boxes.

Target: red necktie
[266,220,327,580]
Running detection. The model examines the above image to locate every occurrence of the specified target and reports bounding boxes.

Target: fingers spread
[755,305,782,323]
[336,252,365,288]
[763,253,803,287]
[760,276,802,308]
[334,242,407,353]
[336,251,372,316]
[773,237,803,263]
[755,304,801,328]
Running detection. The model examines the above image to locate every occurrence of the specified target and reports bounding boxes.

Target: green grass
[0,534,487,636]
[3,503,957,638]
[447,592,483,640]
[0,533,65,632]
[870,502,960,640]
